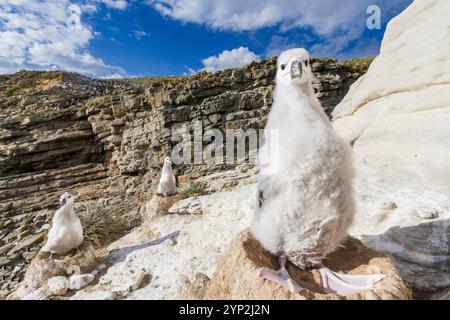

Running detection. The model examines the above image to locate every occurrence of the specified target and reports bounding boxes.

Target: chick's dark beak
[60,198,67,208]
[290,59,302,79]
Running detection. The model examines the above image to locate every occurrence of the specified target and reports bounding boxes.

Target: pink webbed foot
[257,256,304,293]
[318,265,385,296]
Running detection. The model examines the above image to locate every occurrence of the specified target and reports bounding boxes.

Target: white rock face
[70,290,115,300]
[168,197,203,215]
[73,184,255,299]
[96,266,149,299]
[68,274,95,290]
[333,0,450,293]
[22,287,51,300]
[47,276,68,296]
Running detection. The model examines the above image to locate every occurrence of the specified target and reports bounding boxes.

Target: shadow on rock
[360,218,450,298]
[104,231,180,265]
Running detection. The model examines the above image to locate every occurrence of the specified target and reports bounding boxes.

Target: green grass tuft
[178,181,207,198]
[340,56,376,74]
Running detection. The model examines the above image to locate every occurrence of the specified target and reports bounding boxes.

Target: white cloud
[99,73,125,79]
[0,0,126,77]
[201,47,260,72]
[97,0,128,10]
[133,30,151,39]
[148,0,412,57]
[183,65,196,76]
[147,0,372,32]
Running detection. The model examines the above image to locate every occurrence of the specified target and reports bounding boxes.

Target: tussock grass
[178,181,207,198]
[77,199,130,247]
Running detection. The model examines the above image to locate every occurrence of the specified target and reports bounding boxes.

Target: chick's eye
[280,64,286,71]
[305,60,309,67]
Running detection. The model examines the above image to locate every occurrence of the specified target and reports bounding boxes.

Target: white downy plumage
[250,48,384,295]
[156,156,177,197]
[41,192,83,256]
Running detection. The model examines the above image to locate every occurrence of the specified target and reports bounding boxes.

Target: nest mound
[205,230,412,300]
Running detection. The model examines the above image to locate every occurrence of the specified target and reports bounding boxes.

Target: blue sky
[0,0,412,78]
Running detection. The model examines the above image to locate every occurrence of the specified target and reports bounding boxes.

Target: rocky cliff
[0,57,370,298]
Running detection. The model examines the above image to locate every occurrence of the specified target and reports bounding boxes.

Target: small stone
[414,209,440,220]
[22,250,37,261]
[418,209,439,220]
[3,220,12,227]
[68,274,95,290]
[0,243,14,255]
[97,263,107,270]
[108,269,149,297]
[0,256,11,267]
[3,232,17,243]
[111,285,130,296]
[12,213,28,223]
[111,119,124,127]
[47,276,69,296]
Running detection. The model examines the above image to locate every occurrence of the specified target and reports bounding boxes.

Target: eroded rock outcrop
[332,0,450,297]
